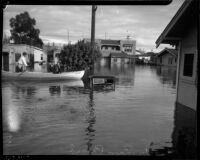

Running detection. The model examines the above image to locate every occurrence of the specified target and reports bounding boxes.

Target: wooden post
[91,5,97,74]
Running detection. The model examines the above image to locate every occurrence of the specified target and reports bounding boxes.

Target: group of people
[48,54,61,74]
[16,52,61,74]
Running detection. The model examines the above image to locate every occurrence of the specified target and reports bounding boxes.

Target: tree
[59,40,101,71]
[9,11,43,48]
[3,33,10,44]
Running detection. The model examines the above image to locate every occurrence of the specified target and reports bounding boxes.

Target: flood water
[2,63,179,155]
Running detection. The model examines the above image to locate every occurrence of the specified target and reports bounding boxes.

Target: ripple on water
[3,65,178,155]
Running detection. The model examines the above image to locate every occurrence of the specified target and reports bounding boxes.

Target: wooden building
[156,48,177,67]
[156,0,198,110]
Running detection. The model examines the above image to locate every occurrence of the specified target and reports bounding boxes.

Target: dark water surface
[3,64,179,155]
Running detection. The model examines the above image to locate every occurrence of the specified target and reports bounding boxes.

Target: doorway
[2,52,9,71]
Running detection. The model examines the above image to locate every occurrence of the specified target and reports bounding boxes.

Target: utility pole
[105,32,107,39]
[91,5,97,73]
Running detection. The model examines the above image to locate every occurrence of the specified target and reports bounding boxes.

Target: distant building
[135,49,145,56]
[110,52,135,64]
[120,39,136,56]
[146,52,157,65]
[135,50,153,64]
[156,0,198,110]
[83,38,136,66]
[2,44,47,72]
[156,48,178,66]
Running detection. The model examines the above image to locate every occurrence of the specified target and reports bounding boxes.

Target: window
[124,46,132,52]
[116,46,120,51]
[183,54,194,77]
[114,58,117,62]
[41,54,43,60]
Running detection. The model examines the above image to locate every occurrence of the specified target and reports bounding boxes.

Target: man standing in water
[17,52,28,72]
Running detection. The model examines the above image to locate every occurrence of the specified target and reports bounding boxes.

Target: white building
[2,44,47,72]
[120,39,136,56]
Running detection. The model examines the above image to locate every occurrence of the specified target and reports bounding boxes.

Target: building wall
[34,49,47,63]
[120,40,136,55]
[110,57,133,64]
[157,53,177,66]
[2,44,47,72]
[100,57,110,66]
[101,45,120,51]
[177,22,197,110]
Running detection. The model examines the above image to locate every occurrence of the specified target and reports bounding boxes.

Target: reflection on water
[94,63,135,87]
[155,66,176,88]
[49,86,61,96]
[7,103,22,132]
[85,90,96,155]
[148,102,196,158]
[2,64,196,156]
[172,102,196,158]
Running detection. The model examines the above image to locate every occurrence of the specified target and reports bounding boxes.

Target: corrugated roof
[110,52,128,58]
[101,39,120,45]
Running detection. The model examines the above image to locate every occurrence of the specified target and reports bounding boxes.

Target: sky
[3,1,184,52]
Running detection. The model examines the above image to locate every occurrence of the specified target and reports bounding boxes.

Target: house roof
[155,0,197,48]
[110,51,129,58]
[157,48,178,57]
[3,43,43,51]
[135,49,145,55]
[145,52,156,56]
[101,39,120,46]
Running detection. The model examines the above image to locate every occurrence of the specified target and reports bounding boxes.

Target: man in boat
[16,52,28,72]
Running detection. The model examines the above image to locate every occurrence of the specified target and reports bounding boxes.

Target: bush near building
[59,40,101,71]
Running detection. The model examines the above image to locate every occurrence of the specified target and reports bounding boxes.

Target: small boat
[10,80,85,88]
[2,70,85,81]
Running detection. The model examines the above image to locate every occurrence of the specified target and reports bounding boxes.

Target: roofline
[157,48,177,57]
[101,44,120,46]
[155,0,192,48]
[7,43,44,51]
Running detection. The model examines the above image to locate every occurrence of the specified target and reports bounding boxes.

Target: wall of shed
[157,53,177,66]
[177,22,197,110]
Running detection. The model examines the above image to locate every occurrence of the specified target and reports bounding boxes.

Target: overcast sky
[3,1,184,52]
